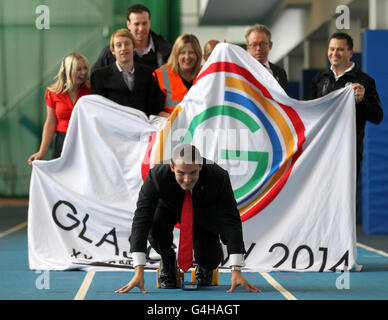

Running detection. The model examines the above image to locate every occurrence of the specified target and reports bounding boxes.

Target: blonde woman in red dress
[28,53,90,164]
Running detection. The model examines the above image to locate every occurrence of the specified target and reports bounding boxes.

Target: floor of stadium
[1,199,388,308]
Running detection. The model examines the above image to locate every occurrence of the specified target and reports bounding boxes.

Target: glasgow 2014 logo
[146,62,305,222]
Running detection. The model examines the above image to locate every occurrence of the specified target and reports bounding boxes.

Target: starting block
[156,263,219,289]
[181,273,198,290]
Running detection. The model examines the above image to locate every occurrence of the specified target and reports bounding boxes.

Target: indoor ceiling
[199,0,282,26]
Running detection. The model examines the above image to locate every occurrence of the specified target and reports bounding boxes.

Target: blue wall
[361,30,388,234]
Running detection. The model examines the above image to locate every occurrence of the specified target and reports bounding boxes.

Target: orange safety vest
[154,67,189,113]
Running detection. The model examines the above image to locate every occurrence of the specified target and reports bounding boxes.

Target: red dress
[45,83,90,132]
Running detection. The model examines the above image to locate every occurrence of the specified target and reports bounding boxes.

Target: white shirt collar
[135,35,155,57]
[331,62,355,81]
[262,60,270,69]
[261,60,274,76]
[115,60,134,74]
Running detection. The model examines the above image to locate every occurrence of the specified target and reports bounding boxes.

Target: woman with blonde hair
[154,34,202,116]
[28,53,90,164]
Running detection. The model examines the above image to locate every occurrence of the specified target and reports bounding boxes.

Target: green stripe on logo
[183,105,260,144]
[182,105,268,199]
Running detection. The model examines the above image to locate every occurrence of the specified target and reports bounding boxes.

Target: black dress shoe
[158,255,178,289]
[195,265,213,286]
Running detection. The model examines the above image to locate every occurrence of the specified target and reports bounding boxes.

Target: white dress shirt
[115,61,135,91]
[331,62,355,81]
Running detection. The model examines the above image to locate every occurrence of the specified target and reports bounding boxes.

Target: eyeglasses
[248,42,269,49]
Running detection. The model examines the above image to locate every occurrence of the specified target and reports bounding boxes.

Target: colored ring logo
[149,62,305,221]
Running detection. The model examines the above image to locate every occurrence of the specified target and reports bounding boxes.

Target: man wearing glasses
[245,24,288,93]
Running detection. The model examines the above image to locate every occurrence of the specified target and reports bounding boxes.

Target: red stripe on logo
[196,61,306,220]
[141,132,157,181]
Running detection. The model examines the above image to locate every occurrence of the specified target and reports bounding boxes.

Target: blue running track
[1,202,388,316]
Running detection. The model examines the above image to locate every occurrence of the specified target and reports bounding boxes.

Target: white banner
[28,43,357,272]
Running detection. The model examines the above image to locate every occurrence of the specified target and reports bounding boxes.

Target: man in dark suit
[91,4,172,74]
[116,145,260,293]
[91,29,164,117]
[245,24,288,93]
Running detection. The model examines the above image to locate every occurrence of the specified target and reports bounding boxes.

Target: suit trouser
[149,207,223,270]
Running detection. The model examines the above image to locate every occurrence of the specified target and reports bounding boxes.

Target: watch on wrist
[231,265,242,272]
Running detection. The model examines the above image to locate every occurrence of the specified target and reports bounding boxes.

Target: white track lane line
[260,272,297,300]
[0,221,27,238]
[74,271,96,300]
[357,242,388,258]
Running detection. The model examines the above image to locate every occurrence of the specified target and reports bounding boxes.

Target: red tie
[178,190,193,272]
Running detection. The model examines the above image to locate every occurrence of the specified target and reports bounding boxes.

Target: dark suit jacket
[269,62,288,93]
[90,30,172,74]
[130,160,246,255]
[90,61,164,116]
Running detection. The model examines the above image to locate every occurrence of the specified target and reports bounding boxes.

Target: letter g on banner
[52,200,80,230]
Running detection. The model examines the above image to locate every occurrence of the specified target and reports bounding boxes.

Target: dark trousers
[149,207,223,270]
[51,131,66,159]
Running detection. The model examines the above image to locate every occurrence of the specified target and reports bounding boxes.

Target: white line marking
[357,242,388,258]
[260,272,297,300]
[74,271,96,300]
[0,221,27,238]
